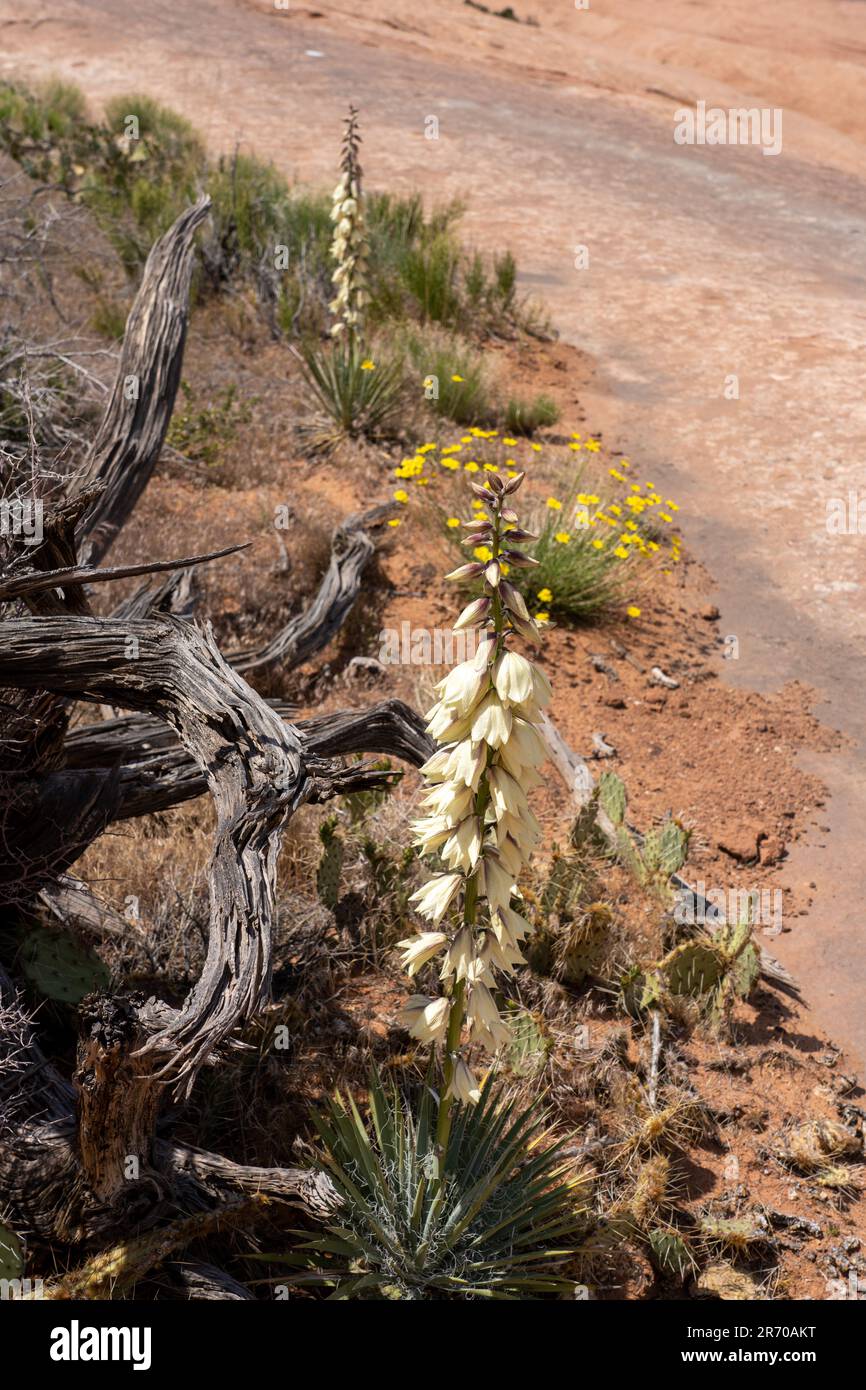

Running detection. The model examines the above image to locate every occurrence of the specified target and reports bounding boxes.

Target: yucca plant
[300,337,403,438]
[256,1072,585,1299]
[300,105,403,437]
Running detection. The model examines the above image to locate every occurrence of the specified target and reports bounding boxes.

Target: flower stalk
[328,105,368,354]
[397,468,549,1158]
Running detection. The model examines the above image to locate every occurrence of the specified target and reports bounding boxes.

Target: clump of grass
[403,329,495,425]
[512,503,630,622]
[503,392,560,436]
[254,1074,586,1299]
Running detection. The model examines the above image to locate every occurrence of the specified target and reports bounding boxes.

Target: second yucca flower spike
[397,469,550,1152]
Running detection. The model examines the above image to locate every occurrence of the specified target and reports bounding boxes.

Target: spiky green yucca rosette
[278,1075,585,1300]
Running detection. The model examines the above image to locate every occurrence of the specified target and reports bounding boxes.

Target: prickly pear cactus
[569,796,607,851]
[0,1223,23,1281]
[598,771,627,827]
[619,964,651,1017]
[540,851,586,922]
[658,939,725,996]
[698,1215,768,1249]
[642,818,691,883]
[560,907,613,986]
[648,1227,695,1279]
[504,1007,550,1078]
[608,825,641,884]
[19,927,110,1004]
[316,818,344,910]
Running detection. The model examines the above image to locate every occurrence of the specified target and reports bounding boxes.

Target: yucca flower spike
[397,470,551,1159]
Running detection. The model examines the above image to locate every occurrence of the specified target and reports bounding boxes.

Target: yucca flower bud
[446,1056,482,1106]
[453,596,491,632]
[444,562,485,582]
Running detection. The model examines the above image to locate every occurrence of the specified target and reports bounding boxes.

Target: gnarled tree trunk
[0,199,428,1268]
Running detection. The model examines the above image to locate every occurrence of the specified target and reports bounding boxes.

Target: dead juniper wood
[0,199,428,1257]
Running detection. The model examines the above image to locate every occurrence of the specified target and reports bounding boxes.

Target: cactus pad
[19,927,109,1004]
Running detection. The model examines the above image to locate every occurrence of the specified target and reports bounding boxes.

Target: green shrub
[166,381,253,466]
[400,231,462,326]
[0,78,532,342]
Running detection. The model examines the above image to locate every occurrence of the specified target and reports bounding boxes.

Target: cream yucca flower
[493,650,534,704]
[470,692,512,749]
[397,930,448,975]
[435,660,489,716]
[396,470,550,1134]
[398,994,451,1044]
[408,874,462,926]
[441,816,483,872]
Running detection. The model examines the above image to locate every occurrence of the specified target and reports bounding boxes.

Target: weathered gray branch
[53,698,431,826]
[0,613,308,1093]
[229,504,394,674]
[0,542,247,603]
[72,197,211,565]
